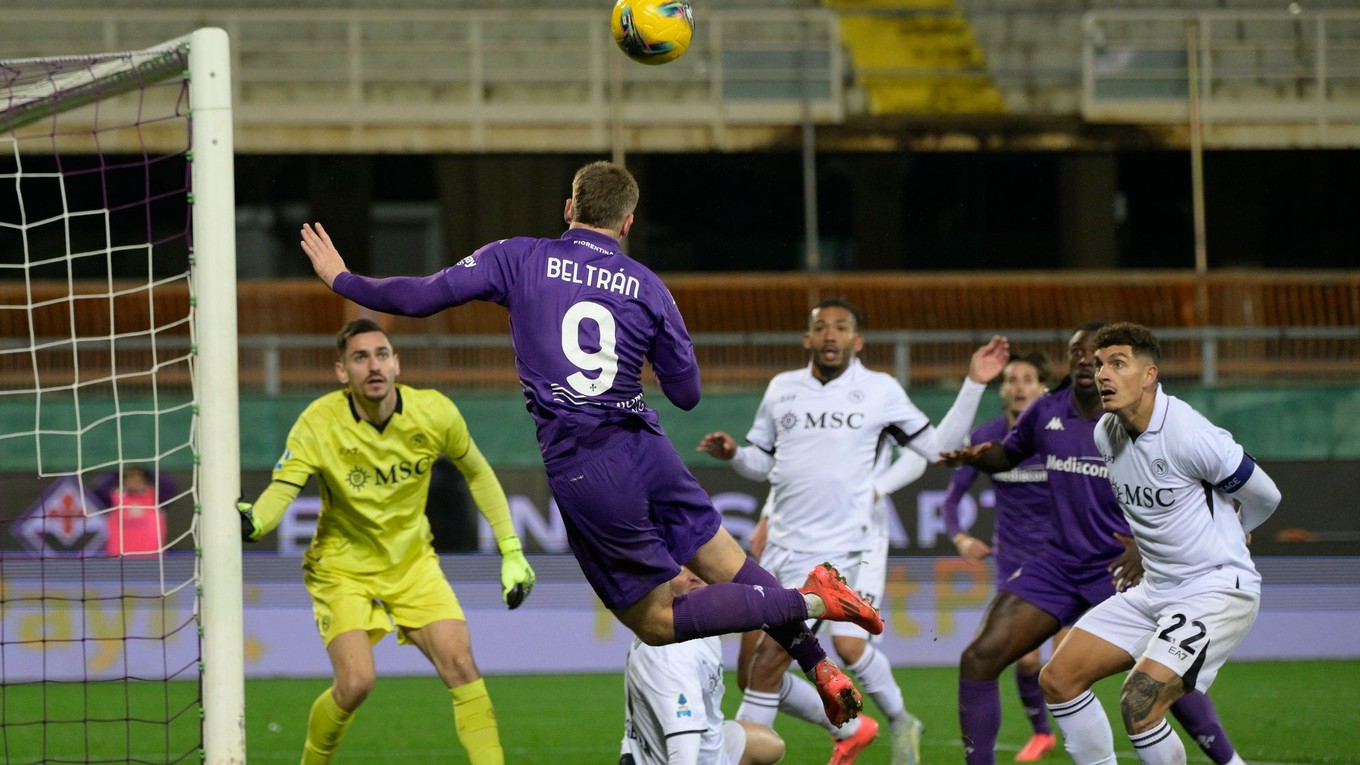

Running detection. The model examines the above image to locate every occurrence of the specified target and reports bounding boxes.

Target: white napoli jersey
[623,636,726,765]
[1094,386,1261,595]
[747,359,932,554]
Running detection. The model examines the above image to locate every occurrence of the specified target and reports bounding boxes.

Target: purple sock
[725,557,825,674]
[1170,691,1237,765]
[959,677,1002,765]
[671,558,813,670]
[1015,668,1052,735]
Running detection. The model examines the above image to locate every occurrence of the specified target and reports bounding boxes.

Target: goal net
[0,28,243,763]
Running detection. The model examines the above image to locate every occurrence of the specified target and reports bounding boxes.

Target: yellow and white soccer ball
[611,0,694,66]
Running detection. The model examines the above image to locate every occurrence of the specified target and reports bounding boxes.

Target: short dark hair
[1077,320,1108,333]
[1093,321,1161,364]
[570,161,639,230]
[1007,351,1051,383]
[809,299,864,331]
[336,318,387,357]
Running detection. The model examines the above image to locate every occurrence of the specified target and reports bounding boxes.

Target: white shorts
[761,538,887,640]
[720,720,746,765]
[1072,583,1259,693]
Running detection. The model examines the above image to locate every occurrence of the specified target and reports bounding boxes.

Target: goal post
[0,27,244,764]
[189,27,247,765]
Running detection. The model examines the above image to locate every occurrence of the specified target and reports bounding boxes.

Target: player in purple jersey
[940,352,1057,762]
[943,323,1247,765]
[299,160,891,725]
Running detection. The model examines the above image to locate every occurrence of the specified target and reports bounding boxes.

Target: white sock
[846,644,907,725]
[1223,755,1246,765]
[1050,690,1117,765]
[777,674,837,732]
[736,688,780,727]
[776,674,856,736]
[1130,719,1187,765]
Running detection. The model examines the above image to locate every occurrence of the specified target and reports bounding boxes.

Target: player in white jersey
[698,299,1009,765]
[1039,323,1281,765]
[622,569,786,765]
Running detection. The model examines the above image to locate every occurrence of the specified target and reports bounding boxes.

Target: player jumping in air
[299,162,977,724]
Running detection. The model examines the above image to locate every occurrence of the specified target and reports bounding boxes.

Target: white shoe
[890,713,924,765]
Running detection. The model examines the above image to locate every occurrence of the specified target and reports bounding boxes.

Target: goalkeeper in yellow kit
[238,318,535,765]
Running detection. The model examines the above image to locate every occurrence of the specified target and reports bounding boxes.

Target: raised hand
[299,222,349,288]
[967,335,1011,384]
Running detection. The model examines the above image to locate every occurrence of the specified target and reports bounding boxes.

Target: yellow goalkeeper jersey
[269,385,511,574]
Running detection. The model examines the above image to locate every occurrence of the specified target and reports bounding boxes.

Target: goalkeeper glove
[238,501,259,543]
[497,536,535,609]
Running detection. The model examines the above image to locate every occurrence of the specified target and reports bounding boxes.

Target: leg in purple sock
[732,557,826,674]
[1015,667,1052,735]
[671,581,807,642]
[960,677,1002,765]
[1170,690,1237,765]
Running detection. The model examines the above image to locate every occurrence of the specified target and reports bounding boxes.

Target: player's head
[565,161,638,239]
[1000,351,1049,419]
[803,299,864,382]
[1092,322,1161,413]
[1065,320,1106,393]
[121,464,152,491]
[334,318,400,404]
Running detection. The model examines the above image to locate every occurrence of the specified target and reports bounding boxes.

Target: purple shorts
[546,427,722,610]
[1000,552,1117,627]
[993,549,1029,592]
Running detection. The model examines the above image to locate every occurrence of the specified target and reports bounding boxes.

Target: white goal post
[0,27,243,764]
[189,27,248,765]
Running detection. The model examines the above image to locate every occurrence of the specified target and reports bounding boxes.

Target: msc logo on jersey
[674,693,693,719]
[778,410,867,432]
[373,456,435,485]
[1114,482,1175,508]
[344,458,436,492]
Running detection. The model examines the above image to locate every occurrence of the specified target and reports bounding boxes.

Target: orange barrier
[2,271,1356,391]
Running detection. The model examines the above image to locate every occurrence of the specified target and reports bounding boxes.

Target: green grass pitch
[240,660,1358,763]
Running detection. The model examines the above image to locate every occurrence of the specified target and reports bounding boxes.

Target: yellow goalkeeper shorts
[302,546,465,647]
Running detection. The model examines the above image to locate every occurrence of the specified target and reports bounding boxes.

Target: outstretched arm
[300,222,452,317]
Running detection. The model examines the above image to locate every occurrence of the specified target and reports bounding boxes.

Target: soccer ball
[611,0,694,66]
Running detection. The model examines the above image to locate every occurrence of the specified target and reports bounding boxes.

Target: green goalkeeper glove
[497,536,535,609]
[238,501,259,543]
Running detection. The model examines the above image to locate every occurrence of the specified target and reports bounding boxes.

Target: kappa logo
[1045,417,1065,431]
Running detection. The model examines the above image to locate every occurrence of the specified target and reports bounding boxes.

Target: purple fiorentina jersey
[948,414,1050,562]
[1001,387,1129,570]
[435,229,698,467]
